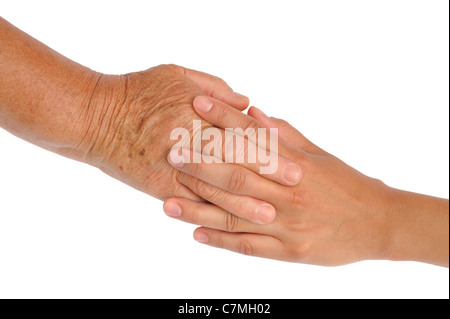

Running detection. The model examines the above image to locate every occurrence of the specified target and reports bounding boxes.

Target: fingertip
[282,162,303,186]
[167,149,185,168]
[248,106,267,120]
[193,228,210,243]
[254,203,276,224]
[193,96,213,113]
[163,199,182,217]
[231,93,250,111]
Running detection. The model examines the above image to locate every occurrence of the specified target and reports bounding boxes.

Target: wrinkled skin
[0,19,249,202]
[76,64,248,200]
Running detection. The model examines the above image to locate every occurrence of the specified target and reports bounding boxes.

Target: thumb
[248,106,326,155]
[182,67,249,111]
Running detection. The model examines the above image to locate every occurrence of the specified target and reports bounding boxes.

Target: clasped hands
[86,65,440,268]
[1,17,447,268]
[80,64,389,266]
[162,91,393,266]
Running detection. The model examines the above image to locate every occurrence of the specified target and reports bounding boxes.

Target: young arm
[164,96,449,267]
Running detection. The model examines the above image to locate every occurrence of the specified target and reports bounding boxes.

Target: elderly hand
[164,96,449,267]
[0,18,303,223]
[73,64,251,201]
[1,18,255,202]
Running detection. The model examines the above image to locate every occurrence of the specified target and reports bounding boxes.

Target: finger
[193,227,285,260]
[193,96,306,157]
[182,67,249,111]
[196,129,302,186]
[170,181,203,202]
[176,172,276,224]
[168,148,283,199]
[248,106,327,155]
[163,198,267,233]
[193,96,305,183]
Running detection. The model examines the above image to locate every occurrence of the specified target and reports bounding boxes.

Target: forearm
[385,188,449,267]
[0,17,98,154]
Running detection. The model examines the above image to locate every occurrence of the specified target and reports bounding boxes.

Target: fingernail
[164,202,181,217]
[194,96,213,113]
[283,163,302,185]
[255,204,276,224]
[168,149,185,168]
[194,231,209,243]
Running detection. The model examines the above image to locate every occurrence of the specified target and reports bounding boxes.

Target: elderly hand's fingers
[193,227,285,260]
[181,67,249,111]
[163,197,270,232]
[176,173,275,224]
[248,106,326,155]
[168,149,283,200]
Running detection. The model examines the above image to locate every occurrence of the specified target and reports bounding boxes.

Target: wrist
[32,67,106,160]
[360,180,397,262]
[70,72,128,165]
[381,188,449,266]
[45,68,103,150]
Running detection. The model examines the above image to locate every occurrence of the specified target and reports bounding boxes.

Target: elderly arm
[0,17,258,203]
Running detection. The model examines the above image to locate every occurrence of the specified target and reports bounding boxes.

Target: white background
[0,0,448,299]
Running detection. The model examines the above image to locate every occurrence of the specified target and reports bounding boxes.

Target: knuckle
[286,242,311,262]
[231,198,246,213]
[293,153,304,166]
[223,131,235,155]
[284,189,304,205]
[214,103,229,123]
[292,152,312,171]
[161,63,180,72]
[192,179,215,199]
[192,178,207,193]
[225,214,240,232]
[151,64,182,80]
[283,218,307,233]
[190,162,202,178]
[216,236,225,249]
[215,76,228,87]
[277,118,291,128]
[207,187,225,203]
[203,185,224,202]
[227,169,247,193]
[188,207,200,224]
[238,239,254,256]
[234,139,247,163]
[243,119,261,133]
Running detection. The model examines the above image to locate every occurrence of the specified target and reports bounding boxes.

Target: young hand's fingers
[168,149,282,200]
[248,106,327,155]
[198,130,302,186]
[176,172,276,224]
[193,96,306,161]
[163,197,267,233]
[193,227,285,260]
[190,100,303,186]
[181,67,249,111]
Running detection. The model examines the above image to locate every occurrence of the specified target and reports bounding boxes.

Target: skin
[0,17,301,213]
[164,96,449,267]
[1,18,447,267]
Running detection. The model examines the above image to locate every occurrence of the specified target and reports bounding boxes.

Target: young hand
[164,97,449,267]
